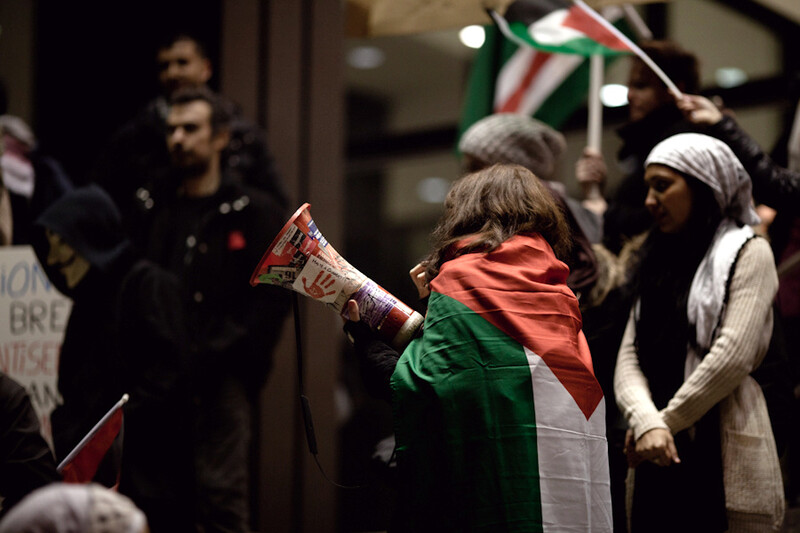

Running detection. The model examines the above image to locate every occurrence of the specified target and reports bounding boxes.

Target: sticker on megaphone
[293,255,345,304]
[251,203,423,349]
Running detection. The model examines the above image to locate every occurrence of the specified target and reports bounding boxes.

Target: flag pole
[585,54,604,201]
[57,393,129,473]
[588,54,603,151]
[621,4,653,41]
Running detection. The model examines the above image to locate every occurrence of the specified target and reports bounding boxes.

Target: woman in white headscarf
[614,133,785,532]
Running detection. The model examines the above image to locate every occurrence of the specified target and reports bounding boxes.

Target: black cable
[292,292,361,489]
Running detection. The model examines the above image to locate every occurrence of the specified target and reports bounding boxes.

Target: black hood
[33,185,133,296]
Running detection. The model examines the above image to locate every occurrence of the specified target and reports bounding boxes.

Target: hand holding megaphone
[251,203,424,349]
[408,262,431,300]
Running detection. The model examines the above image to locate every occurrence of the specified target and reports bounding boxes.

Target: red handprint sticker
[302,270,337,299]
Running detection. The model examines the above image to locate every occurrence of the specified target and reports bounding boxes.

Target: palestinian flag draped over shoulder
[391,234,611,532]
[459,0,633,135]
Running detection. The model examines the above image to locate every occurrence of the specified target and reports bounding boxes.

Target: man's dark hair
[169,86,232,135]
[156,32,209,59]
[637,40,700,94]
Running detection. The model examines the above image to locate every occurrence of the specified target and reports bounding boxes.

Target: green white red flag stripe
[391,234,611,530]
[494,45,584,117]
[490,0,680,95]
[489,0,632,56]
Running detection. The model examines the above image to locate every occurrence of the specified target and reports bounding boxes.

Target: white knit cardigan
[614,232,784,532]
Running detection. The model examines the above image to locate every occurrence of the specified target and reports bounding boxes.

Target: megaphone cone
[251,203,423,349]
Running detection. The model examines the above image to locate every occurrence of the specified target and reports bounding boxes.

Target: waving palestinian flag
[458,0,634,138]
[490,0,635,56]
[391,234,611,532]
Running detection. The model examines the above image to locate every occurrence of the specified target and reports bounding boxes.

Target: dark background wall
[33,0,221,184]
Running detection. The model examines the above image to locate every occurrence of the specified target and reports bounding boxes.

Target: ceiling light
[459,25,486,49]
[715,67,748,88]
[600,84,628,107]
[417,177,450,204]
[347,46,386,69]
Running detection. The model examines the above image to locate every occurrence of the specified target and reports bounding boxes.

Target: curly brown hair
[424,163,572,282]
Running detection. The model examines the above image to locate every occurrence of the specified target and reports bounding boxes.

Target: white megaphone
[250,203,424,349]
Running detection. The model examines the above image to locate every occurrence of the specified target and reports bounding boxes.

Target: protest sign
[0,245,71,447]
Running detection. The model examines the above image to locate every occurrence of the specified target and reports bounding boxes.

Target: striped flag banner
[391,234,611,531]
[491,0,680,94]
[489,0,633,56]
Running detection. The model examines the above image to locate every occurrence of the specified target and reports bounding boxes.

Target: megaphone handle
[300,395,318,455]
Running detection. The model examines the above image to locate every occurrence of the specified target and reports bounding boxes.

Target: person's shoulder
[728,234,776,286]
[741,234,775,264]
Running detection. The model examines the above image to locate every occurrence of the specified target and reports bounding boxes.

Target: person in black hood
[32,184,196,533]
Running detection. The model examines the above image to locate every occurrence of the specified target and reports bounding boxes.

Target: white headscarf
[0,483,148,533]
[645,132,760,227]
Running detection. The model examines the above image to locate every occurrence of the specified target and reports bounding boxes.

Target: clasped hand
[625,428,681,468]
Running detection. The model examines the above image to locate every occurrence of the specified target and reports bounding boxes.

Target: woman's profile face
[644,164,693,234]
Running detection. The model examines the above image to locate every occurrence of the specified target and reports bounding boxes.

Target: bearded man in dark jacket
[32,184,195,532]
[132,85,290,533]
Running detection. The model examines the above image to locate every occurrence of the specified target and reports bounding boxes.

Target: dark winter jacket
[134,175,291,392]
[709,115,800,214]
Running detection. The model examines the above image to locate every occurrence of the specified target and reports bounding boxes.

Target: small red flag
[58,394,128,487]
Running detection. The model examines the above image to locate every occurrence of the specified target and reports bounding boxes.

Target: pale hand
[635,427,681,467]
[575,147,607,189]
[409,262,430,300]
[676,94,723,125]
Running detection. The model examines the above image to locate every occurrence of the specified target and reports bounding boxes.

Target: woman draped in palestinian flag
[345,163,612,532]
